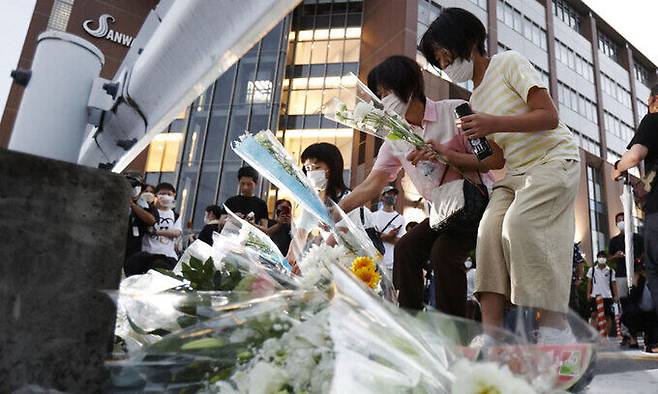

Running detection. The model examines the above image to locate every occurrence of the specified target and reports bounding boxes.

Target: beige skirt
[474,159,580,313]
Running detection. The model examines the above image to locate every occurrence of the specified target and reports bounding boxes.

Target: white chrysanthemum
[353,101,376,122]
[451,359,538,394]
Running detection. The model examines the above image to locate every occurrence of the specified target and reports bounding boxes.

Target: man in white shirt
[371,186,406,276]
[125,182,182,276]
[587,251,619,336]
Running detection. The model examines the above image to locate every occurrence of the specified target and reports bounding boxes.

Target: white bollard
[9,31,104,163]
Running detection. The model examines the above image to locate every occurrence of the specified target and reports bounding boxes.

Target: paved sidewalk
[585,349,658,393]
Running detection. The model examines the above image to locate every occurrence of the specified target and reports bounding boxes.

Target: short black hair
[419,7,487,69]
[597,250,607,258]
[651,84,658,97]
[142,184,156,193]
[237,166,259,183]
[205,204,223,218]
[301,143,347,203]
[367,55,426,104]
[615,212,624,221]
[155,182,176,194]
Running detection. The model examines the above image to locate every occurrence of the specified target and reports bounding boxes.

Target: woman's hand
[406,142,445,166]
[457,113,501,139]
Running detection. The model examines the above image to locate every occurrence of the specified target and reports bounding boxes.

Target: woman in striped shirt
[415,8,581,344]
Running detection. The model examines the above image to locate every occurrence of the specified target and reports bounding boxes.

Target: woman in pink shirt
[340,56,493,316]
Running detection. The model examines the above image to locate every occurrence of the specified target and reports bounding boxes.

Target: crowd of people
[120,7,658,351]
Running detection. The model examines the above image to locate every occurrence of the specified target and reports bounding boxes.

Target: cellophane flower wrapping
[231,130,333,226]
[108,122,599,393]
[220,205,294,275]
[322,72,426,149]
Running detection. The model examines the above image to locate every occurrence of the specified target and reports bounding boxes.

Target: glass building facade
[144,0,363,232]
[144,18,291,231]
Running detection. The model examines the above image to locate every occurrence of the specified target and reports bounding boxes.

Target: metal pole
[622,172,635,289]
[8,32,104,163]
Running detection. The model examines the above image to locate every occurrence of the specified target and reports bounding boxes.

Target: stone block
[0,148,128,393]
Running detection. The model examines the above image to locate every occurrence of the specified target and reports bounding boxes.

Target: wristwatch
[614,160,620,170]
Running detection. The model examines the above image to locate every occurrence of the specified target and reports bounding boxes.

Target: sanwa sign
[83,14,134,47]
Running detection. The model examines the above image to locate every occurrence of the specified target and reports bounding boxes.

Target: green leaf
[189,256,203,271]
[181,337,226,351]
[177,315,199,328]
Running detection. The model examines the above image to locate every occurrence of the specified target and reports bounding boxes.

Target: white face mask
[597,257,607,265]
[158,194,175,208]
[381,94,409,117]
[140,192,155,204]
[617,221,625,232]
[464,259,473,269]
[131,186,142,198]
[443,57,474,83]
[307,169,328,190]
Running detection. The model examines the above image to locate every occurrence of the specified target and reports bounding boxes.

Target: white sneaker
[537,326,577,345]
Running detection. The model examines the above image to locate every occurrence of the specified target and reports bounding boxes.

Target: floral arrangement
[350,256,380,289]
[106,125,599,393]
[222,205,294,273]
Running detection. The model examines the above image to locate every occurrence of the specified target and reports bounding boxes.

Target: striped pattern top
[469,50,580,173]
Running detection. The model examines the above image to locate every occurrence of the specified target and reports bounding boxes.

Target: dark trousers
[622,306,658,346]
[124,251,177,277]
[644,213,658,320]
[393,218,477,317]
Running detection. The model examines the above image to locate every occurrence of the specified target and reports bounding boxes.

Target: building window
[558,81,598,125]
[587,165,608,259]
[417,0,442,45]
[604,110,634,142]
[48,0,74,31]
[600,72,632,109]
[598,32,619,63]
[570,127,600,156]
[637,98,649,123]
[246,80,273,103]
[552,0,581,33]
[145,133,185,173]
[555,39,594,83]
[292,28,361,65]
[497,1,547,51]
[469,0,487,10]
[634,62,650,88]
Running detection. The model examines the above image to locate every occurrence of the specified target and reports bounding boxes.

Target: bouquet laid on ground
[220,206,293,273]
[107,125,600,393]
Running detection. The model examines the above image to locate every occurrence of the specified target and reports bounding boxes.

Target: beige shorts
[475,159,580,313]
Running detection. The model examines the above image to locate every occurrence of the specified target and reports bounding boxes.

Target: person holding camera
[267,199,293,255]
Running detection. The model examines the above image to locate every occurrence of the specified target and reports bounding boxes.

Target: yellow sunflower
[351,256,376,273]
[353,266,381,289]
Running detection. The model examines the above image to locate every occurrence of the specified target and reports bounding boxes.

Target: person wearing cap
[371,186,406,278]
